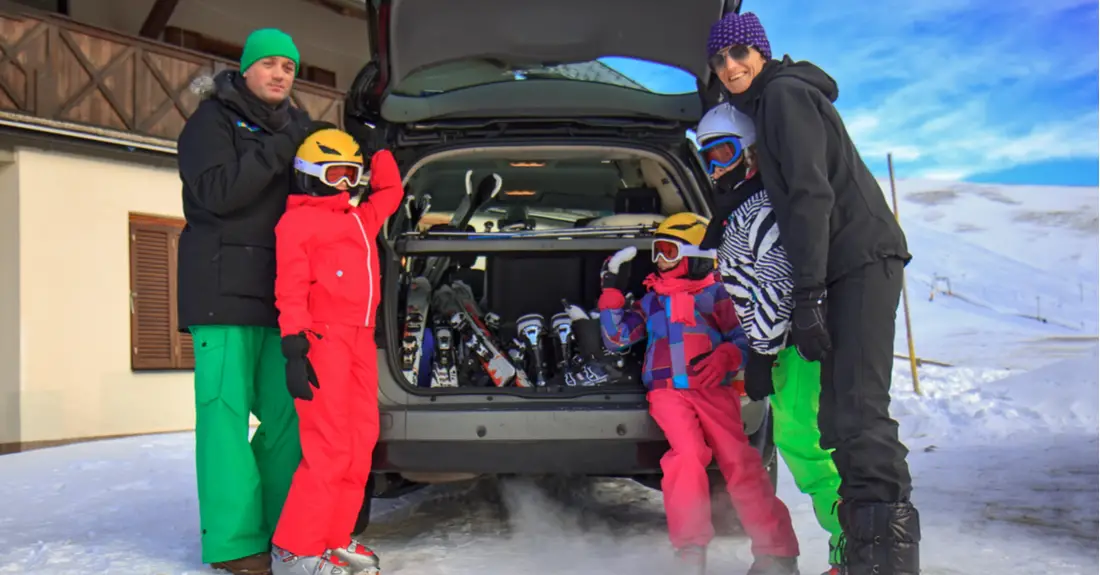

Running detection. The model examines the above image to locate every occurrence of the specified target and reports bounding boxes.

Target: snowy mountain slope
[887,179,1098,277]
[872,180,1099,369]
[887,179,1098,283]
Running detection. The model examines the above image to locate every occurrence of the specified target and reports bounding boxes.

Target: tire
[709,403,777,536]
[352,473,377,537]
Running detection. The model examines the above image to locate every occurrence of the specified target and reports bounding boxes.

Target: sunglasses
[652,239,717,264]
[294,158,366,188]
[708,44,753,71]
[698,136,744,175]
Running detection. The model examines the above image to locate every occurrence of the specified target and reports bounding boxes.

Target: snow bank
[890,345,1099,449]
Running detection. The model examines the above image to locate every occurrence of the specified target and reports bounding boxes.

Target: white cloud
[751,0,1099,181]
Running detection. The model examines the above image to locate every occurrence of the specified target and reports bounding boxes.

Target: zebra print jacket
[702,175,795,355]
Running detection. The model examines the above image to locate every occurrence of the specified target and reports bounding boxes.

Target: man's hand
[281,333,320,400]
[790,288,831,362]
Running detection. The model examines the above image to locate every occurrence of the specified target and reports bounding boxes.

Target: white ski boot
[330,539,381,574]
[271,546,351,575]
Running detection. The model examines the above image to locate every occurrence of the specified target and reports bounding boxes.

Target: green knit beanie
[240,28,300,75]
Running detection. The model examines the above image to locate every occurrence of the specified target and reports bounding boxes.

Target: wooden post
[888,153,922,395]
[138,0,180,39]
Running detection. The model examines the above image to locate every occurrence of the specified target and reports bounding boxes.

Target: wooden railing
[0,10,345,147]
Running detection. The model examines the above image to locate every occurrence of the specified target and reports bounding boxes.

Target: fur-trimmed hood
[189,69,298,134]
[189,72,219,100]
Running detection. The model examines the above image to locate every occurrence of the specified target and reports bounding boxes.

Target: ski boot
[746,555,799,575]
[271,546,350,575]
[674,545,707,575]
[331,539,381,574]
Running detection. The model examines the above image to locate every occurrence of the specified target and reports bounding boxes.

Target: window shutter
[130,221,175,370]
[129,214,192,370]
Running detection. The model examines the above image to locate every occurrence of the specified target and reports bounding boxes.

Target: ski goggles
[294,158,366,188]
[698,136,744,175]
[708,44,754,71]
[652,239,717,264]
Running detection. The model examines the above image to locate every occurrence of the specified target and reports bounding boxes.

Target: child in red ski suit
[598,213,799,575]
[270,126,403,575]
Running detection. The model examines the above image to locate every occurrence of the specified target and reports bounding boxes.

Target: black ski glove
[743,351,776,401]
[282,333,320,401]
[790,288,832,362]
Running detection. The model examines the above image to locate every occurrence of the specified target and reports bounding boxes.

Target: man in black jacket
[176,28,311,575]
[705,12,921,575]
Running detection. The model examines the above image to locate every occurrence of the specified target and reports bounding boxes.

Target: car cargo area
[385,147,699,396]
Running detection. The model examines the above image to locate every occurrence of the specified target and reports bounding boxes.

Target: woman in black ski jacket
[703,11,920,575]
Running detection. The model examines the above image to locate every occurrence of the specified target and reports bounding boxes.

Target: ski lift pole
[888,153,922,395]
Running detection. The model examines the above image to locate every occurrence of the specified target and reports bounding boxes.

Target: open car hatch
[357,0,741,124]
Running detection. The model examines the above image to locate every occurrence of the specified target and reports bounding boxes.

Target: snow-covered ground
[0,180,1097,575]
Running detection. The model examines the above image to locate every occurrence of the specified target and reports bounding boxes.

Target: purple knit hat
[707,12,771,60]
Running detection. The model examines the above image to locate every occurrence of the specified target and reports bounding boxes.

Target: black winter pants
[818,256,913,503]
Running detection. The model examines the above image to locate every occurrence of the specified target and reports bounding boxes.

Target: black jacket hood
[728,56,840,111]
[189,70,292,134]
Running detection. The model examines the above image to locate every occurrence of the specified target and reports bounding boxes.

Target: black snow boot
[838,500,921,575]
[746,555,799,575]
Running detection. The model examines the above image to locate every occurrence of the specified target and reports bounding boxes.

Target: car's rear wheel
[708,415,778,536]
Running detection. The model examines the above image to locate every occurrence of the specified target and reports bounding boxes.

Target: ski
[400,277,432,386]
[437,281,528,386]
[407,224,657,240]
[448,311,523,387]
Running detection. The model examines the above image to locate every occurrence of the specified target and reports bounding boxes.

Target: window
[392,57,697,97]
[129,213,193,371]
[10,0,69,15]
[162,26,339,88]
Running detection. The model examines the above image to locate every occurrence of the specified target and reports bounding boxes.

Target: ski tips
[464,169,474,197]
[489,172,503,198]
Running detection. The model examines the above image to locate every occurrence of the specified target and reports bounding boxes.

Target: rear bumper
[374,438,671,475]
[373,399,769,476]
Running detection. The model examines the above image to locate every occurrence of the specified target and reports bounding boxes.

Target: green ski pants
[771,346,844,565]
[190,325,302,564]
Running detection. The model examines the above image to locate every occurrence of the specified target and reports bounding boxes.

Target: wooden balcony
[0,9,346,151]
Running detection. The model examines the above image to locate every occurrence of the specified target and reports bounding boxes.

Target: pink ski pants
[648,387,799,557]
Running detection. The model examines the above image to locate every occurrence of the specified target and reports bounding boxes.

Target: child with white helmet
[697,103,846,575]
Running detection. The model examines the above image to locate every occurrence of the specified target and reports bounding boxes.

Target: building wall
[14,146,195,443]
[69,0,370,91]
[0,157,20,445]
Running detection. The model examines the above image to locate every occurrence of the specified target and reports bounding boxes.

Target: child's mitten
[689,342,744,388]
[600,246,637,291]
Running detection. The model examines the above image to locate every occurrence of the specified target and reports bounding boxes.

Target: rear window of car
[392,57,697,97]
[405,157,623,231]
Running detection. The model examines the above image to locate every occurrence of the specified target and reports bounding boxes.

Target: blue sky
[604,0,1100,187]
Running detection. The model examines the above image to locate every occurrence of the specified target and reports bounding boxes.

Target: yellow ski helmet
[652,212,717,278]
[292,128,365,196]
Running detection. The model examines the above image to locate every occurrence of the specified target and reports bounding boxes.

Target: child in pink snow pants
[598,214,799,575]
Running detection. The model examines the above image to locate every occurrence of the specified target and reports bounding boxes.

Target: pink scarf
[642,272,717,326]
